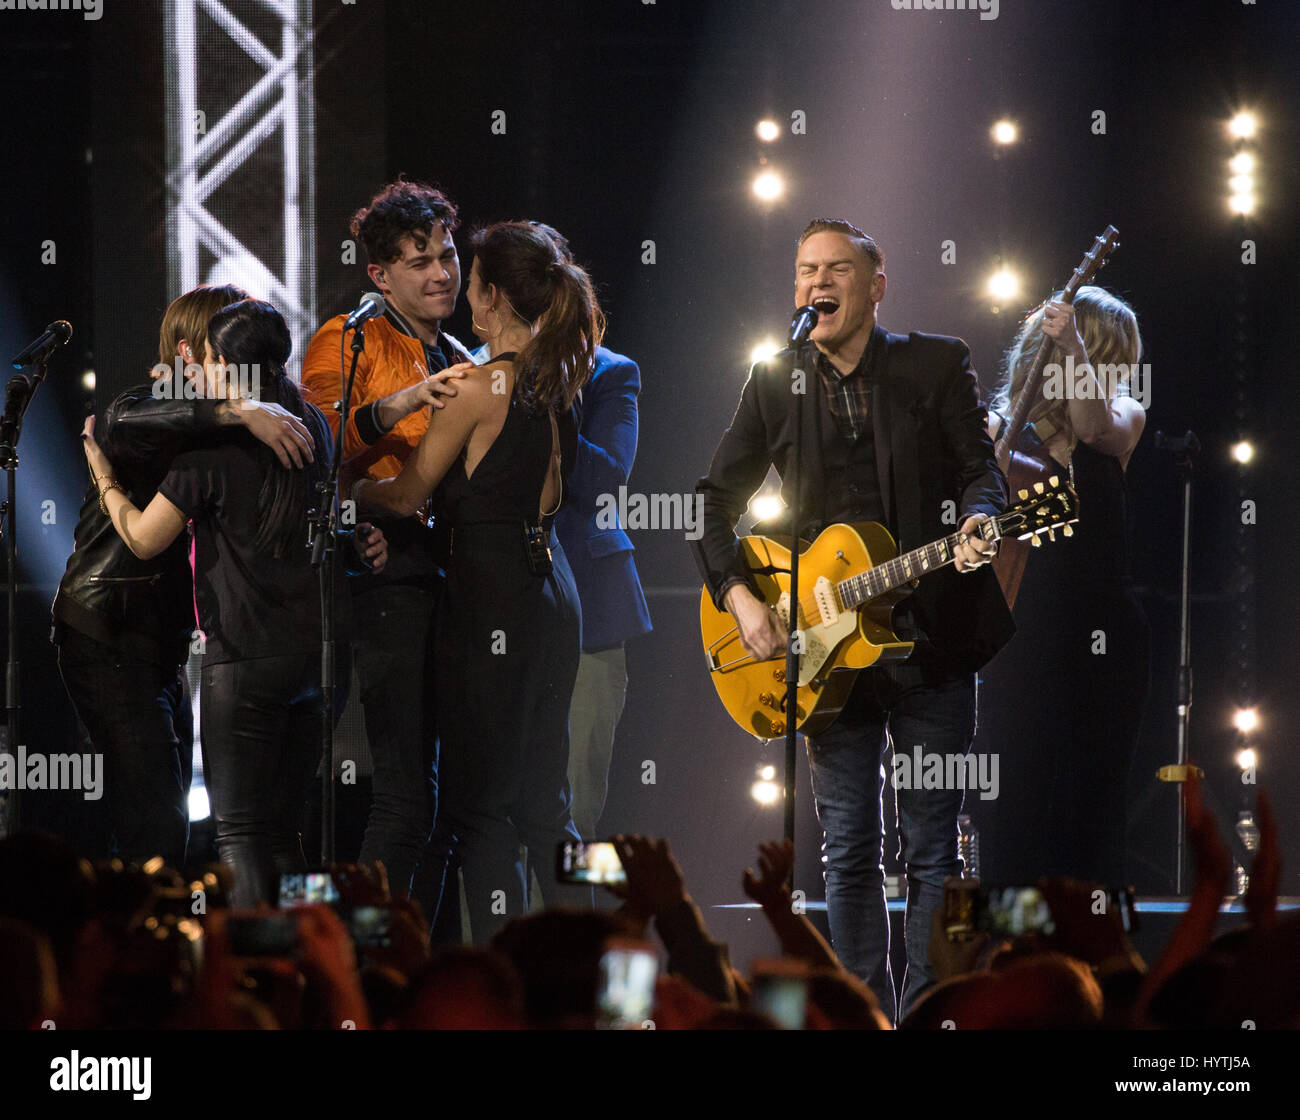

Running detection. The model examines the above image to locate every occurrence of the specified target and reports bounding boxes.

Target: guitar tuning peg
[1048,475,1060,487]
[1047,528,1056,541]
[1030,533,1042,548]
[1062,524,1074,537]
[1033,482,1045,494]
[1018,488,1029,500]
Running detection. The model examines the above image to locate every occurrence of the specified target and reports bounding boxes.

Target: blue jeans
[805,662,976,1022]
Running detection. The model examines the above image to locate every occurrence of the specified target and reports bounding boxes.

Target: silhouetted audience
[0,781,1293,1030]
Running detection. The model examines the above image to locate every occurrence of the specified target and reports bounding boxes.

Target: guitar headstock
[991,476,1079,546]
[1062,225,1120,302]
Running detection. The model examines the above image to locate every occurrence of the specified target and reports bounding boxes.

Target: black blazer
[691,326,1015,674]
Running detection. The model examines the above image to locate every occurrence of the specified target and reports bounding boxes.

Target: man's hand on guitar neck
[954,515,996,572]
[723,583,787,662]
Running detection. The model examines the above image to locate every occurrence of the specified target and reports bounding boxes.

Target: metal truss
[164,0,316,362]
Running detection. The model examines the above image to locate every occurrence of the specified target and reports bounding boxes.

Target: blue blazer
[554,346,653,652]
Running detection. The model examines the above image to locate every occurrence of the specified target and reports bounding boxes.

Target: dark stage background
[2,0,1297,971]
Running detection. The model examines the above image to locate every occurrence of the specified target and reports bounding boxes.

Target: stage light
[756,118,780,142]
[752,170,785,201]
[750,337,781,364]
[188,786,211,822]
[991,119,1018,145]
[751,779,781,805]
[1233,707,1259,734]
[986,268,1021,304]
[1232,440,1254,464]
[759,765,776,781]
[749,492,785,521]
[1229,174,1254,195]
[1236,747,1257,771]
[1228,193,1257,216]
[81,369,96,392]
[1229,152,1255,174]
[1228,112,1257,139]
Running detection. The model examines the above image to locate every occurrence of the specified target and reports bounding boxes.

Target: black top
[1029,440,1132,586]
[158,415,343,664]
[436,354,576,535]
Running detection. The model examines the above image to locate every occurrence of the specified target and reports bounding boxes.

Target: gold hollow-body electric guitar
[700,479,1078,738]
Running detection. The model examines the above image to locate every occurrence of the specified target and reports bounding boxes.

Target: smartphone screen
[556,840,627,885]
[979,886,1055,937]
[344,905,393,949]
[597,946,657,1028]
[278,871,340,909]
[752,973,808,1030]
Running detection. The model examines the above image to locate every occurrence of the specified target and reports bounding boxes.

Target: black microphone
[10,320,72,369]
[0,374,33,452]
[343,292,386,331]
[788,305,819,347]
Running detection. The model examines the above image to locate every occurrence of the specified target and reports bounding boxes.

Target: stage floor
[714,897,1300,913]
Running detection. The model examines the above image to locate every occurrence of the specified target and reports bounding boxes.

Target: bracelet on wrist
[97,479,123,515]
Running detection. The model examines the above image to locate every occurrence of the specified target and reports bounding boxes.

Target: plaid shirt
[816,330,879,443]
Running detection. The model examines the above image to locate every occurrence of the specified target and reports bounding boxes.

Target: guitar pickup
[813,576,840,627]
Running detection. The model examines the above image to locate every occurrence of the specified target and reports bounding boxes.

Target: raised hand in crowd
[607,834,736,1005]
[742,839,842,973]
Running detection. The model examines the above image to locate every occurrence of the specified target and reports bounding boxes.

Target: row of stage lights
[750,116,1025,327]
[751,108,1262,302]
[1226,112,1259,217]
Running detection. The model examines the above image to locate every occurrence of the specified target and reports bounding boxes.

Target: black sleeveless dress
[428,363,583,942]
[970,440,1150,885]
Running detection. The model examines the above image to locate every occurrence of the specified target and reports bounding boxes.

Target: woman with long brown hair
[976,286,1150,887]
[354,220,601,942]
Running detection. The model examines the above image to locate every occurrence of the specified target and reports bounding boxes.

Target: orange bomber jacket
[300,311,476,490]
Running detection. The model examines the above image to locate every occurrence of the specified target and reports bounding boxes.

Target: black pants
[200,652,323,907]
[56,627,192,870]
[429,527,583,944]
[351,580,453,932]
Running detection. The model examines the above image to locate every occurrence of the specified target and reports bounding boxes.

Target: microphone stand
[309,321,367,864]
[782,345,810,848]
[1155,429,1200,894]
[0,359,48,835]
[779,315,817,856]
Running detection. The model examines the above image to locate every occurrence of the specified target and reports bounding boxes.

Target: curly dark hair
[349,179,460,266]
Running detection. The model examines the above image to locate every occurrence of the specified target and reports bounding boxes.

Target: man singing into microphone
[691,219,1014,1020]
[302,180,474,927]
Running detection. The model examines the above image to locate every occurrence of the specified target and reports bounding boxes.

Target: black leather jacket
[51,385,224,665]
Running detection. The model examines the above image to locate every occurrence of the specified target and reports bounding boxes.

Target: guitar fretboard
[837,529,973,609]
